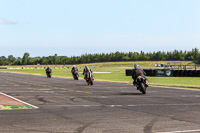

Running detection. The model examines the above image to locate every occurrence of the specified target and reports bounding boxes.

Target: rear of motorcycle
[47,72,51,78]
[135,76,147,94]
[73,71,79,80]
[86,72,93,85]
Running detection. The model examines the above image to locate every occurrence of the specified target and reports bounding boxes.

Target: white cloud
[0,18,16,24]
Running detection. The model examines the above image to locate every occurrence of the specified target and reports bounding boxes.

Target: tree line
[0,48,200,66]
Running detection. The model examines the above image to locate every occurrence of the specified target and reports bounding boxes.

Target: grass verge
[0,105,32,110]
[0,64,200,88]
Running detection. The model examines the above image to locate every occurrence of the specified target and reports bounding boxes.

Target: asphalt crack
[73,122,93,133]
[143,118,157,133]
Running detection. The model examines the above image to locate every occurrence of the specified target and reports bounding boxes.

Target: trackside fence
[126,69,200,77]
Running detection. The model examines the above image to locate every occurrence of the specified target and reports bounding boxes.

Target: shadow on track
[120,92,144,95]
[72,84,92,87]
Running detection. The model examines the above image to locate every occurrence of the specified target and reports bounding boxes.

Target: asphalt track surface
[0,72,200,133]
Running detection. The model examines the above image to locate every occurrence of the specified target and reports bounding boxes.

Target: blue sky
[0,0,200,57]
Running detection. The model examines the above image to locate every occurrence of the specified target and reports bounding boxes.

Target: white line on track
[93,72,111,73]
[13,85,20,86]
[153,86,200,91]
[75,95,200,98]
[0,92,38,109]
[52,103,200,107]
[156,129,200,133]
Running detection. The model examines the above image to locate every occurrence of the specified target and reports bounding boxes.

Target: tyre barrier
[173,70,179,77]
[193,71,197,77]
[126,69,155,76]
[125,69,133,76]
[188,70,193,77]
[126,69,200,77]
[183,70,189,77]
[0,67,7,69]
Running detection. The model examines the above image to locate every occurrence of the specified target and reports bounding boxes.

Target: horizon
[0,47,199,58]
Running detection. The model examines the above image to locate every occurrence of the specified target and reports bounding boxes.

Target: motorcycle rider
[132,64,148,87]
[71,65,78,77]
[46,66,52,77]
[83,66,93,80]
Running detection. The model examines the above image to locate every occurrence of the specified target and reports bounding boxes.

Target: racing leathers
[71,66,78,75]
[46,67,52,74]
[132,67,148,86]
[83,66,93,80]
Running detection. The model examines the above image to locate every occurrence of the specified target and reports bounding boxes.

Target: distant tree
[28,58,34,65]
[41,57,48,65]
[61,57,70,65]
[0,56,6,61]
[51,54,61,64]
[8,55,16,64]
[22,52,30,65]
[192,48,199,60]
[197,56,200,64]
[1,48,200,65]
[13,57,22,65]
[0,59,4,65]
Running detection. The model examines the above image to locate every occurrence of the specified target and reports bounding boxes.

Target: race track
[0,72,200,133]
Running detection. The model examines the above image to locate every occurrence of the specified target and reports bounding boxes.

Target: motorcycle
[46,72,52,78]
[85,71,94,85]
[134,76,148,94]
[46,70,52,78]
[73,70,79,80]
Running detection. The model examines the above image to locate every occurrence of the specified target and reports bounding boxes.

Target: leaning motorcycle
[134,76,148,94]
[73,70,79,80]
[85,71,94,85]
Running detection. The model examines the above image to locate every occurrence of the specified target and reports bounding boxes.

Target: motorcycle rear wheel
[140,83,146,94]
[90,79,93,85]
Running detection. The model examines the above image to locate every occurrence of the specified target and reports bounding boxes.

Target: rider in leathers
[132,64,148,87]
[46,66,52,77]
[71,65,78,75]
[83,66,93,80]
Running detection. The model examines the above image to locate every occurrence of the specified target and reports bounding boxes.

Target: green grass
[0,105,32,110]
[4,61,196,69]
[148,77,200,87]
[1,61,200,87]
[1,65,200,88]
[5,105,32,109]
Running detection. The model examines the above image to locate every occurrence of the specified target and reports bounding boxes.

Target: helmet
[134,64,139,69]
[73,65,76,68]
[85,66,89,71]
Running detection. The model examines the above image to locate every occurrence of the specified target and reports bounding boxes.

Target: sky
[0,0,200,57]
